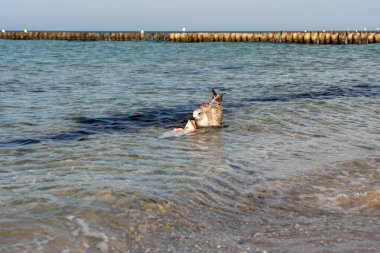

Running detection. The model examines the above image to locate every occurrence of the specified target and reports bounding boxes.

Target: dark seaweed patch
[74,106,193,132]
[219,65,246,71]
[0,138,41,147]
[231,84,380,107]
[50,130,94,141]
[27,89,47,93]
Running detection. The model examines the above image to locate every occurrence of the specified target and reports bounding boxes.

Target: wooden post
[331,32,339,44]
[240,33,246,42]
[208,33,215,42]
[139,32,145,40]
[224,33,231,42]
[338,32,346,44]
[218,33,225,42]
[180,33,188,42]
[375,33,380,43]
[311,32,318,44]
[303,32,311,44]
[280,32,286,43]
[361,32,368,44]
[261,33,268,42]
[325,32,331,44]
[253,33,259,42]
[266,33,273,42]
[286,32,293,43]
[347,32,353,44]
[367,33,375,43]
[247,33,254,42]
[230,33,235,42]
[319,32,325,44]
[353,33,360,44]
[291,33,298,43]
[166,33,172,42]
[273,32,280,43]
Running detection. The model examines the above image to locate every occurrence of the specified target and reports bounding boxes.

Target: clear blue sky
[1,0,380,31]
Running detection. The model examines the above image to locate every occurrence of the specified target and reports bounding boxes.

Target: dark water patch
[157,68,204,76]
[27,89,47,93]
[0,88,17,93]
[50,130,94,141]
[174,69,203,76]
[230,84,380,107]
[0,138,41,147]
[74,117,109,125]
[0,105,195,147]
[74,105,195,131]
[0,79,48,93]
[219,65,246,71]
[0,79,27,86]
[0,88,47,94]
[0,131,94,148]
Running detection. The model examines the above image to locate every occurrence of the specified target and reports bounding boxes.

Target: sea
[0,39,379,253]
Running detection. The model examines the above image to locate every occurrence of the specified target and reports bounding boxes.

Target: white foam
[66,215,75,221]
[160,120,196,138]
[160,130,186,138]
[76,218,109,252]
[67,217,109,253]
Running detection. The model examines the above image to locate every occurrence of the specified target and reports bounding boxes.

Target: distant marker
[323,29,325,33]
[1,29,5,33]
[355,29,358,33]
[182,27,186,32]
[364,27,366,32]
[140,30,144,34]
[24,29,28,33]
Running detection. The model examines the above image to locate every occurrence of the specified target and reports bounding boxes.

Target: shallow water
[0,40,379,252]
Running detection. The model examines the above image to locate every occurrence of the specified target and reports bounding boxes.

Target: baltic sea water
[0,40,379,252]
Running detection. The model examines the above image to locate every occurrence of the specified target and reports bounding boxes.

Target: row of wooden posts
[1,31,380,44]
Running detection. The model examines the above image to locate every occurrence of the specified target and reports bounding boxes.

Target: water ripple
[1,40,380,252]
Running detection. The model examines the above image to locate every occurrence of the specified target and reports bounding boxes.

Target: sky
[1,0,380,31]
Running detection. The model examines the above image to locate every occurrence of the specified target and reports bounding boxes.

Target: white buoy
[182,27,186,32]
[24,29,28,33]
[347,29,350,32]
[377,28,380,33]
[140,29,144,34]
[323,29,325,33]
[364,27,367,32]
[355,29,358,33]
[304,30,307,33]
[1,29,5,33]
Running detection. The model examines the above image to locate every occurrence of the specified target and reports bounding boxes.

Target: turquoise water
[1,40,380,252]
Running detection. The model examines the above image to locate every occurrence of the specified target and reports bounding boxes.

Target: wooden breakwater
[1,31,380,44]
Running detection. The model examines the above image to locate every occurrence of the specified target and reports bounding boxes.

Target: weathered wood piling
[0,31,379,44]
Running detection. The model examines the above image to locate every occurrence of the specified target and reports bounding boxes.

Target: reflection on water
[0,40,379,252]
